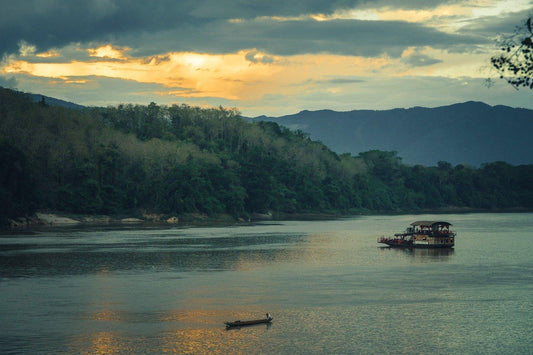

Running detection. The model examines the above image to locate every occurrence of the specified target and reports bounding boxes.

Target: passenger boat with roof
[378,221,456,248]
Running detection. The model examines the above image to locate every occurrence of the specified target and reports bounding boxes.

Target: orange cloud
[36,50,59,58]
[4,44,474,102]
[3,49,287,100]
[88,45,128,60]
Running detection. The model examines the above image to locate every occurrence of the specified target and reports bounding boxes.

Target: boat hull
[225,318,272,328]
[412,244,453,249]
[379,237,454,249]
[379,239,413,248]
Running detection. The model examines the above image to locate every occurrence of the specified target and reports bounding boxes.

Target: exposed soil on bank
[3,207,530,231]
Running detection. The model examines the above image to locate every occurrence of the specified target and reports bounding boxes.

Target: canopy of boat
[410,221,452,227]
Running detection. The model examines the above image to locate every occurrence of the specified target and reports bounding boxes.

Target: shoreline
[2,207,532,232]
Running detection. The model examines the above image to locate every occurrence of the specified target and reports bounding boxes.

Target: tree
[491,17,533,89]
[0,142,37,221]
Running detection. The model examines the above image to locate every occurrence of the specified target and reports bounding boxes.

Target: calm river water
[1,213,532,354]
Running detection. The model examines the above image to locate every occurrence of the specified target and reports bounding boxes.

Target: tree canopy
[1,87,532,225]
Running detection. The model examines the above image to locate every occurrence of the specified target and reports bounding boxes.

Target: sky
[0,0,532,117]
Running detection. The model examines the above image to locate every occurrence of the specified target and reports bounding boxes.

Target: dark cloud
[0,0,487,58]
[0,1,195,56]
[0,1,363,56]
[123,18,484,57]
[188,0,362,19]
[256,19,484,56]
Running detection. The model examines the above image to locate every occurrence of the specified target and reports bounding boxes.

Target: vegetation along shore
[1,87,532,229]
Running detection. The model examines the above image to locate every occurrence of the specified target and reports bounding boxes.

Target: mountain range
[250,102,533,166]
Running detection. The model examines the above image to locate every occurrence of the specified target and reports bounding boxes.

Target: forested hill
[0,87,532,224]
[29,93,85,110]
[251,102,533,166]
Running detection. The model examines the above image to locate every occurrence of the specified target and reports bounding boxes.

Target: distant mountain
[250,102,533,166]
[28,93,85,110]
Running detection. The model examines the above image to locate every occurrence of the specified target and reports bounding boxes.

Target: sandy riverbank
[5,211,182,230]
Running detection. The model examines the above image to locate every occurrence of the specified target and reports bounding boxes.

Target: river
[1,213,531,354]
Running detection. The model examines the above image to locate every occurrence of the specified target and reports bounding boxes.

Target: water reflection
[157,310,273,354]
[378,247,454,262]
[0,231,306,278]
[66,309,272,354]
[83,332,126,355]
[1,214,532,354]
[225,322,272,331]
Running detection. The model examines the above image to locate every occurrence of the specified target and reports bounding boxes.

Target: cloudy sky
[0,0,532,116]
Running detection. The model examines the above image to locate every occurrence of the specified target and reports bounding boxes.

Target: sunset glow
[0,1,531,115]
[88,45,128,60]
[3,48,406,101]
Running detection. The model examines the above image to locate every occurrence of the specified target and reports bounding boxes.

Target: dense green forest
[0,87,532,225]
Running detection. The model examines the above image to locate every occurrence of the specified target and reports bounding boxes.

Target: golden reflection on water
[75,331,132,355]
[70,309,272,354]
[86,309,121,321]
[159,310,271,354]
[160,327,259,354]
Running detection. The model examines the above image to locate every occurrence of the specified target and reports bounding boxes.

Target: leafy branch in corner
[490,17,533,89]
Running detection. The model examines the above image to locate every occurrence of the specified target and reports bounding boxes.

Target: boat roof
[410,221,452,227]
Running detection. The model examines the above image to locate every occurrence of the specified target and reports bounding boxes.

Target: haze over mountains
[251,102,533,167]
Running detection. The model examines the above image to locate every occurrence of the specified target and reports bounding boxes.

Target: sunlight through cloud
[88,45,128,60]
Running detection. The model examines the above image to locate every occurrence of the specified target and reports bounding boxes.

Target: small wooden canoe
[225,317,272,328]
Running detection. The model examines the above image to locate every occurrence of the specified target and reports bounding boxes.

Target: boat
[225,314,273,328]
[378,221,456,248]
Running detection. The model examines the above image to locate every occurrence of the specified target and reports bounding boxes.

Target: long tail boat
[225,314,273,328]
[378,221,456,248]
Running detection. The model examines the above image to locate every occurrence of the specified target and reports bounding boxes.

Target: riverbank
[4,211,181,230]
[3,206,531,232]
[3,210,345,231]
